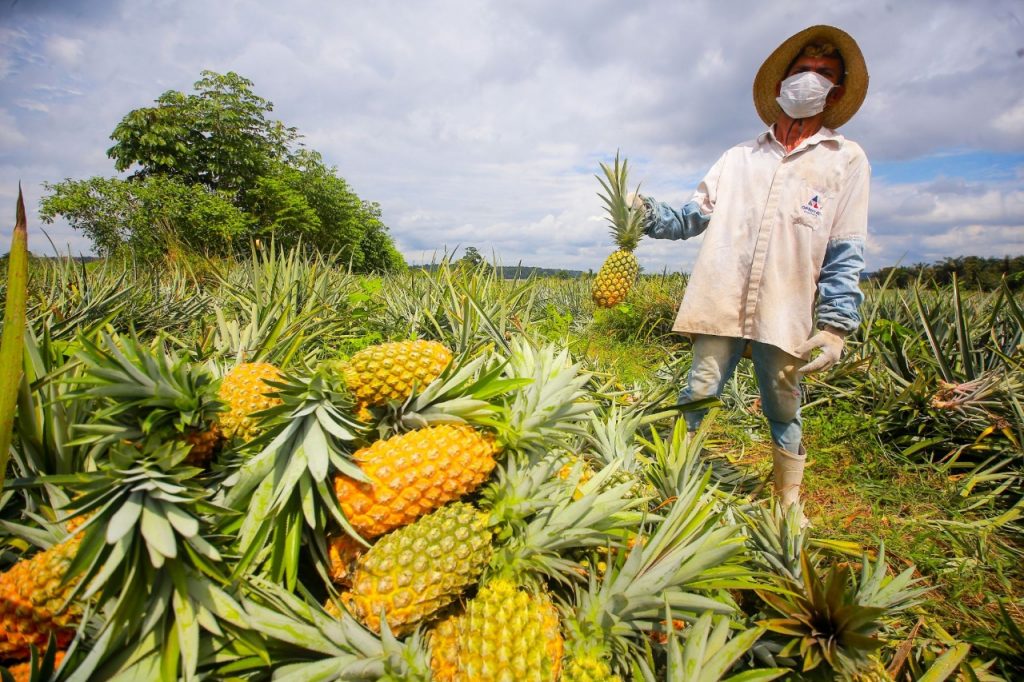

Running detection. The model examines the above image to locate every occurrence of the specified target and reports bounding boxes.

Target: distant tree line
[40,71,405,272]
[867,256,1024,291]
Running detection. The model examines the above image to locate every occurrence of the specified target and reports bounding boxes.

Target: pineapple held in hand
[592,152,645,308]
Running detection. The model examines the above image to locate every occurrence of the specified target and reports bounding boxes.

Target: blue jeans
[680,335,803,454]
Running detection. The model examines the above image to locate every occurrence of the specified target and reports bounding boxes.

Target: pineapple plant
[757,545,928,678]
[592,152,645,308]
[217,360,283,442]
[341,501,493,635]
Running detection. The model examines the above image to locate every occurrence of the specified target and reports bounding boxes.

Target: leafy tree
[43,70,405,270]
[460,247,484,267]
[869,256,1024,291]
[107,71,298,205]
[39,176,250,261]
[356,201,407,273]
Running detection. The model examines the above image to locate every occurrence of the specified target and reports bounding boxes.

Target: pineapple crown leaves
[15,440,247,680]
[740,501,810,586]
[757,551,892,676]
[566,467,753,660]
[45,439,232,591]
[498,338,597,457]
[853,542,930,612]
[585,401,645,470]
[239,578,434,681]
[222,368,365,506]
[485,458,646,587]
[638,411,739,503]
[67,330,222,454]
[479,456,568,540]
[218,368,368,586]
[647,607,787,682]
[597,151,645,252]
[378,349,515,436]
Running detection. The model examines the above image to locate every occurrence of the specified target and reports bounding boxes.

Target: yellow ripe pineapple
[217,361,283,441]
[340,502,492,635]
[340,340,452,408]
[428,614,461,682]
[332,338,597,541]
[592,152,645,308]
[422,456,643,681]
[428,578,563,682]
[0,533,83,659]
[333,423,498,539]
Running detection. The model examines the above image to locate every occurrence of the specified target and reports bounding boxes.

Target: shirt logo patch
[801,195,823,218]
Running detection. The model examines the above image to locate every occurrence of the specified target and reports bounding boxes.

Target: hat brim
[753,25,868,129]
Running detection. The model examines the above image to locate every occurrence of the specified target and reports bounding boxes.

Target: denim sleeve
[816,237,865,332]
[641,198,710,240]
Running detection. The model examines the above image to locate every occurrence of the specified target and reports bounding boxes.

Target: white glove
[794,327,847,374]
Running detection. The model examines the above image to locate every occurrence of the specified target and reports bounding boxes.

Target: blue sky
[1,0,1023,272]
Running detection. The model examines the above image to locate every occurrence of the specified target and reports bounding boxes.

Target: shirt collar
[759,125,845,153]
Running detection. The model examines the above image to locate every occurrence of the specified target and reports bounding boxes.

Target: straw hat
[752,25,868,129]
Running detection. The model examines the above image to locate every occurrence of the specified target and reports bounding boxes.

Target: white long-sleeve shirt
[644,126,870,358]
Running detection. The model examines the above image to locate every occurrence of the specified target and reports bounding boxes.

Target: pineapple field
[1,206,1023,680]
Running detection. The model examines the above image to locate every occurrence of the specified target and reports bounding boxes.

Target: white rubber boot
[772,445,809,526]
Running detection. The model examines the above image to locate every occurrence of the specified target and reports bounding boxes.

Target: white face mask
[776,71,835,119]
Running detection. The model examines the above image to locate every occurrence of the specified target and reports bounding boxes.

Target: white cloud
[0,0,1022,266]
[45,36,84,66]
[993,99,1024,136]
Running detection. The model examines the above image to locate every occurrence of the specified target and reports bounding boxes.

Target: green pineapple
[341,502,492,636]
[592,152,645,308]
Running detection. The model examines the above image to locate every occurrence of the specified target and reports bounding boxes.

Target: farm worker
[634,25,869,522]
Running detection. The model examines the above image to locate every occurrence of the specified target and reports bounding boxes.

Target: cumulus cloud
[0,0,1022,268]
